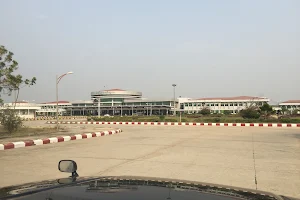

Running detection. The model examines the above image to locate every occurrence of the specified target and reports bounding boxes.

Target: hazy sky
[0,0,299,103]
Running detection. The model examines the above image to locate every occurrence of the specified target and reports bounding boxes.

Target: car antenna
[251,132,258,190]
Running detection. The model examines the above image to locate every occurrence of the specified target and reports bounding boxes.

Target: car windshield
[0,1,299,200]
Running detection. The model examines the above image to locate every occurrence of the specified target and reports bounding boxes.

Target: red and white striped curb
[46,121,300,128]
[0,129,122,151]
[23,116,87,121]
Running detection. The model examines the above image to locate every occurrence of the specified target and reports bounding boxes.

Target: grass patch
[0,126,58,139]
[88,115,300,123]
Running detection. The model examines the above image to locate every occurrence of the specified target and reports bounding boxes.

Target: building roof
[41,101,70,104]
[281,100,300,104]
[103,88,125,92]
[196,96,267,101]
[13,101,29,103]
[125,98,174,103]
[71,100,93,104]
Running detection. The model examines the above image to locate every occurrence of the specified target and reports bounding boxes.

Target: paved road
[0,125,299,198]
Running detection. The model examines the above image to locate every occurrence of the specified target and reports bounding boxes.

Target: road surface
[0,125,299,198]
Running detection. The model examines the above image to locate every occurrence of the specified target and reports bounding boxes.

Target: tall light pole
[56,71,73,130]
[97,97,101,118]
[172,84,177,116]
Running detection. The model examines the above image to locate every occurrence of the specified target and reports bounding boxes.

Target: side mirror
[58,160,79,178]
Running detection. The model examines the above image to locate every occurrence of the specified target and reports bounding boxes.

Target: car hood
[0,176,298,200]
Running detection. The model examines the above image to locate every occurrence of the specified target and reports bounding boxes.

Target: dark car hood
[0,176,298,200]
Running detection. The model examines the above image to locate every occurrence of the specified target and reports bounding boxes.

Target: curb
[0,129,122,151]
[46,121,300,128]
[23,117,87,121]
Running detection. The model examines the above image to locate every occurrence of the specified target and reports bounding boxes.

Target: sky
[0,0,299,103]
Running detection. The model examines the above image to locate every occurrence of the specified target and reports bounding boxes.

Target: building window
[230,104,233,106]
[193,103,197,106]
[189,103,192,106]
[185,103,188,107]
[225,104,228,106]
[221,104,224,106]
[239,103,243,106]
[234,103,237,106]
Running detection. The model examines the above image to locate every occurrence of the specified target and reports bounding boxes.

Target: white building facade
[36,101,72,116]
[279,100,300,114]
[178,96,270,114]
[0,101,41,119]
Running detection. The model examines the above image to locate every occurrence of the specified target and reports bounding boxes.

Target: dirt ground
[0,123,299,198]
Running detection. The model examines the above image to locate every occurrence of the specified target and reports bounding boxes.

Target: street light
[56,71,73,130]
[172,84,177,116]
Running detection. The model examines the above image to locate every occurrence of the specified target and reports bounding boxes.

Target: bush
[223,110,232,115]
[213,118,221,122]
[180,118,188,122]
[239,108,260,119]
[199,108,211,115]
[211,113,223,117]
[0,109,23,134]
[279,118,300,123]
[159,115,165,122]
[165,118,178,122]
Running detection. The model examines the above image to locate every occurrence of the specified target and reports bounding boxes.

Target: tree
[199,108,211,115]
[259,103,275,119]
[280,107,289,116]
[0,45,36,133]
[292,109,299,115]
[0,108,23,134]
[0,46,36,102]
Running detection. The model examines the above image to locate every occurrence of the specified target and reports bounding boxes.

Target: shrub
[223,110,232,115]
[213,118,221,122]
[165,118,178,122]
[239,108,260,119]
[279,118,300,123]
[199,108,211,115]
[159,115,165,122]
[0,109,23,134]
[180,118,188,122]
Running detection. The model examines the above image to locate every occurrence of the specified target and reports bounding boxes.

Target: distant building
[36,101,72,116]
[178,96,270,114]
[0,101,41,119]
[279,100,300,114]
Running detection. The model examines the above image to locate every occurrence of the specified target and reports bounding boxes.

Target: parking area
[0,124,299,198]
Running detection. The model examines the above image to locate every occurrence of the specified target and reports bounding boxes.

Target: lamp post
[56,71,73,130]
[172,84,177,116]
[97,97,101,118]
[146,103,148,116]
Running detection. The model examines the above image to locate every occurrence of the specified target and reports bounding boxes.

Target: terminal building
[3,88,299,117]
[66,89,176,116]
